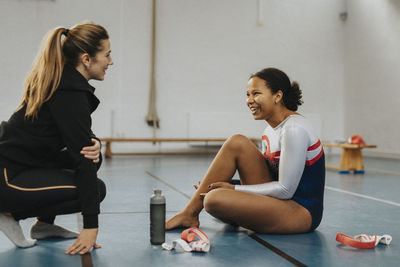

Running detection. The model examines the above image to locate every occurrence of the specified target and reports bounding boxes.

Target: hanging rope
[145,0,160,138]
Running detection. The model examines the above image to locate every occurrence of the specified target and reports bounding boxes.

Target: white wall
[0,0,155,140]
[344,0,400,157]
[1,0,349,153]
[155,0,345,142]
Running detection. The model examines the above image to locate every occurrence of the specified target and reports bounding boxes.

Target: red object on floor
[336,233,376,249]
[349,134,366,145]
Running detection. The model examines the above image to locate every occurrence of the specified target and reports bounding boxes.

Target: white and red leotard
[235,114,325,230]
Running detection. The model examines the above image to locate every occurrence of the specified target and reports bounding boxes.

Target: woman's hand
[65,228,101,255]
[81,138,100,163]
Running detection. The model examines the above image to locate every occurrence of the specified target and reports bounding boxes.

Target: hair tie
[63,29,70,36]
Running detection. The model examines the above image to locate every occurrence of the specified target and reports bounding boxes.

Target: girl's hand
[207,182,235,191]
[200,182,235,198]
[194,181,235,191]
[81,139,100,163]
[65,228,101,255]
[193,181,201,190]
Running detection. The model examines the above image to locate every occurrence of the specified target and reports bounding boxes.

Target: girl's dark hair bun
[250,68,303,111]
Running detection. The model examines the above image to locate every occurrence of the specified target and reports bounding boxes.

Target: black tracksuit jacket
[0,64,102,228]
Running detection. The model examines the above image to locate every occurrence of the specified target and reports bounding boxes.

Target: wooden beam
[100,137,260,158]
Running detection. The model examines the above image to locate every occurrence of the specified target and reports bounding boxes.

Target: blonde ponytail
[17,22,109,119]
[17,27,66,119]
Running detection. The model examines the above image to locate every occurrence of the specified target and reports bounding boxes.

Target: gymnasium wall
[1,0,395,157]
[344,0,400,158]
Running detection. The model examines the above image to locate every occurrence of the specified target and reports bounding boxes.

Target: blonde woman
[0,22,113,255]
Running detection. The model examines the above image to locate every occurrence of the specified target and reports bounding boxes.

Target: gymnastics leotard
[235,114,325,231]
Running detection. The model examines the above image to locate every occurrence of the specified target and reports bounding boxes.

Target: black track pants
[0,153,106,224]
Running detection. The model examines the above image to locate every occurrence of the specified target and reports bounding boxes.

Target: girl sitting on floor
[166,67,325,233]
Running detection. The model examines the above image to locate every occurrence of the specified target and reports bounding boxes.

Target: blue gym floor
[0,154,399,266]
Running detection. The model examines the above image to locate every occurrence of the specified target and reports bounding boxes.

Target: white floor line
[326,186,400,207]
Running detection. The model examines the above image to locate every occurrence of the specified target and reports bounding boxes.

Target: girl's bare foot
[165,211,199,230]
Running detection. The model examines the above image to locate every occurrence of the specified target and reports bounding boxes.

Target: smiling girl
[166,68,325,234]
[0,22,113,254]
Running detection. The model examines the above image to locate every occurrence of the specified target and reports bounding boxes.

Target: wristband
[162,227,210,252]
[336,233,392,249]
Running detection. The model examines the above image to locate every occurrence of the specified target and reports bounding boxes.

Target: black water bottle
[150,189,166,244]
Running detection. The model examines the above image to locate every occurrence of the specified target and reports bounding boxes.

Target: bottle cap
[154,189,162,195]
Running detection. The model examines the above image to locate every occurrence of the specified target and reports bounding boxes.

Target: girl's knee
[204,189,226,215]
[224,134,251,153]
